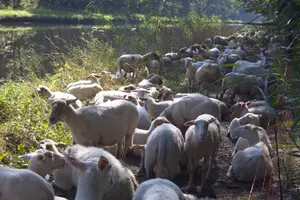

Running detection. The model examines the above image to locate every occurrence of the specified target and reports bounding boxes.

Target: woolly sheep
[217,72,264,102]
[62,144,136,200]
[89,90,131,105]
[0,167,55,200]
[229,101,275,130]
[132,117,172,157]
[133,178,215,200]
[117,52,160,79]
[184,114,221,193]
[223,46,246,59]
[159,93,221,133]
[226,127,273,182]
[209,97,229,121]
[143,122,185,180]
[66,75,103,100]
[230,124,273,157]
[123,93,151,130]
[35,85,82,109]
[194,62,221,93]
[204,38,213,48]
[138,74,164,89]
[19,148,65,177]
[118,84,137,92]
[144,97,173,119]
[49,98,139,159]
[182,57,206,91]
[213,35,235,46]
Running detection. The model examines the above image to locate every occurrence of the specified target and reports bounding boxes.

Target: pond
[0,23,237,80]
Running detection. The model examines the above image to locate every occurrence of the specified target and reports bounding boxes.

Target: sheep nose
[49,117,55,123]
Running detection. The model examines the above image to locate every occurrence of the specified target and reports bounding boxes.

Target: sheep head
[184,115,217,140]
[49,98,78,124]
[123,94,138,105]
[35,85,52,98]
[233,124,261,145]
[229,101,250,120]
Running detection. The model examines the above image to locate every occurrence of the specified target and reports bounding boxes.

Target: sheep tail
[157,136,166,178]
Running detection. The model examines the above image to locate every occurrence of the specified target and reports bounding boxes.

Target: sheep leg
[226,165,234,178]
[200,156,209,192]
[116,141,124,159]
[186,157,197,192]
[122,134,134,160]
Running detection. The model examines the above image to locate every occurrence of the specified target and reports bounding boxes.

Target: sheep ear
[66,98,78,105]
[184,120,195,126]
[64,155,86,170]
[245,101,251,106]
[18,153,34,161]
[56,142,68,149]
[208,117,216,123]
[97,156,110,170]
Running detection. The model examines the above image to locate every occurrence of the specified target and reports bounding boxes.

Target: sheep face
[184,116,216,140]
[229,101,250,120]
[49,99,77,124]
[35,86,50,97]
[148,75,163,85]
[233,124,261,141]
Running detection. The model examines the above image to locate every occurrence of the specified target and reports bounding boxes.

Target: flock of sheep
[0,29,291,200]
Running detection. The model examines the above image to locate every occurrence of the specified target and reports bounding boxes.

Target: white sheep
[0,167,55,200]
[217,53,240,74]
[230,124,273,157]
[117,52,160,79]
[133,178,215,200]
[35,85,82,108]
[209,97,229,121]
[66,74,103,100]
[223,46,246,59]
[229,100,275,130]
[123,93,151,130]
[184,114,221,193]
[19,148,65,177]
[138,74,164,89]
[49,98,139,159]
[182,57,206,91]
[62,144,136,200]
[159,93,221,133]
[213,35,235,46]
[89,90,131,105]
[227,112,260,142]
[143,122,185,180]
[144,97,173,119]
[226,126,273,182]
[194,62,221,93]
[217,72,264,102]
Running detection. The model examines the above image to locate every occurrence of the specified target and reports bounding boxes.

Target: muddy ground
[54,121,299,200]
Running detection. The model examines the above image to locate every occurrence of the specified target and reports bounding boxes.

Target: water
[0,23,236,79]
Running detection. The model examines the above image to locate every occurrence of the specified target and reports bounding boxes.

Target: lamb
[123,93,151,130]
[138,74,164,89]
[182,57,207,91]
[131,117,172,157]
[229,124,273,157]
[226,126,273,182]
[62,144,136,200]
[229,100,275,130]
[19,148,66,177]
[66,74,103,101]
[133,178,215,200]
[217,72,264,102]
[89,90,131,105]
[117,52,160,79]
[35,85,82,108]
[159,93,221,133]
[49,98,139,159]
[184,114,221,193]
[227,113,260,143]
[213,35,235,46]
[143,122,185,180]
[0,167,55,200]
[194,62,221,93]
[144,97,173,119]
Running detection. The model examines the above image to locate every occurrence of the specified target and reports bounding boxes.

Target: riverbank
[0,8,178,25]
